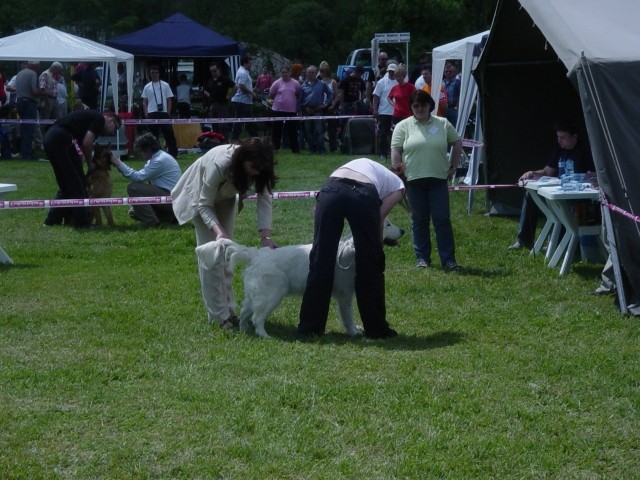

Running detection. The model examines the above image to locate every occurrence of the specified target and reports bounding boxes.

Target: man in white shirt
[142,65,178,157]
[372,63,398,160]
[230,55,258,143]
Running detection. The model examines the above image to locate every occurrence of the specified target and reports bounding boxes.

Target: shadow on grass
[258,325,466,351]
[75,223,186,234]
[572,262,604,282]
[448,266,509,278]
[0,263,41,271]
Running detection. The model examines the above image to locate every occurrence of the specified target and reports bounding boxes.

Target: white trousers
[193,198,237,324]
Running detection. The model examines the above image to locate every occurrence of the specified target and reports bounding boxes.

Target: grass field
[1,150,638,479]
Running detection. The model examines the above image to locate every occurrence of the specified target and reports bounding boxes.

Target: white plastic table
[537,186,601,275]
[523,178,563,260]
[0,183,18,264]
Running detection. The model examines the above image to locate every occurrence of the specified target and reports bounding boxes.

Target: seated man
[509,118,594,250]
[110,133,182,227]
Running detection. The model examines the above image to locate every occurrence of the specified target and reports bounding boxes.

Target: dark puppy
[86,145,115,227]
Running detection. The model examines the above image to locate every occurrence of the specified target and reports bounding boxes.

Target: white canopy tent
[0,26,134,113]
[431,31,489,211]
[432,30,488,135]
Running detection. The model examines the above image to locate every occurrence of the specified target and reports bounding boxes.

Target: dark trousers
[516,192,540,249]
[43,126,90,227]
[16,97,37,159]
[148,112,178,157]
[298,177,390,336]
[127,182,176,226]
[326,111,338,152]
[177,102,191,119]
[230,102,257,141]
[208,102,230,140]
[271,110,299,153]
[376,114,393,157]
[407,177,456,266]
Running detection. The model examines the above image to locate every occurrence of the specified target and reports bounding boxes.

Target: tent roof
[519,0,640,71]
[107,13,240,57]
[432,30,489,60]
[0,26,133,62]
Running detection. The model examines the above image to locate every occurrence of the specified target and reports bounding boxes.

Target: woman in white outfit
[172,138,278,329]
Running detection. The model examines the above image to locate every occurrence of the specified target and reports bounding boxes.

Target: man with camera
[142,65,178,157]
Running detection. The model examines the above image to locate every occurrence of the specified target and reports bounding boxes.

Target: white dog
[196,218,404,338]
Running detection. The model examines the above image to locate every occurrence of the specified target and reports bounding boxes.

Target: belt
[18,97,37,103]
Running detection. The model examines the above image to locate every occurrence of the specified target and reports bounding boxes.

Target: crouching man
[110,132,182,226]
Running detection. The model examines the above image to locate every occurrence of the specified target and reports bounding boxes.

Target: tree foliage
[0,0,498,69]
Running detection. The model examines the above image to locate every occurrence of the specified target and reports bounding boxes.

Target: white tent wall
[0,27,134,113]
[432,31,489,212]
[432,31,488,135]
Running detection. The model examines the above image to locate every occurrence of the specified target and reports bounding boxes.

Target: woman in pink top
[269,65,301,153]
[387,65,416,125]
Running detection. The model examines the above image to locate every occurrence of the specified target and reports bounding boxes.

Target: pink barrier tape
[0,192,320,210]
[0,196,172,210]
[602,201,640,224]
[0,114,371,126]
[0,185,525,211]
[0,117,482,148]
[462,139,484,148]
[449,184,518,191]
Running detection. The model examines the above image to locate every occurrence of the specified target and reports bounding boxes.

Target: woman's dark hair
[409,89,436,113]
[229,137,277,194]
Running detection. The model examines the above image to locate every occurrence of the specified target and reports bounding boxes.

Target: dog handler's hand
[109,152,122,167]
[260,237,279,249]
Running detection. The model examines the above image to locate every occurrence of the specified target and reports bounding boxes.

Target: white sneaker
[508,241,524,250]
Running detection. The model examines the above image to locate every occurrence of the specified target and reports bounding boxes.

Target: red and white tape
[0,191,320,210]
[0,116,483,148]
[0,185,517,210]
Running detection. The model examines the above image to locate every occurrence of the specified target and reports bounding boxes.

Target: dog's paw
[255,329,271,339]
[239,319,250,333]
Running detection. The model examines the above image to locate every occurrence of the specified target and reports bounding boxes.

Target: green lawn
[0,150,637,479]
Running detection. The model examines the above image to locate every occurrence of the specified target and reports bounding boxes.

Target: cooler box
[174,124,202,149]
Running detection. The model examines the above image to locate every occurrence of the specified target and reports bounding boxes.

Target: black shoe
[444,261,461,272]
[295,331,322,342]
[364,327,398,339]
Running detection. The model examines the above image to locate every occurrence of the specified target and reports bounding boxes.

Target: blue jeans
[515,192,540,249]
[298,177,391,336]
[17,97,37,159]
[407,177,456,266]
[303,111,325,153]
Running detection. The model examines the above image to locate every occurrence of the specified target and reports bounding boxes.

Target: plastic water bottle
[558,157,566,177]
[565,158,574,178]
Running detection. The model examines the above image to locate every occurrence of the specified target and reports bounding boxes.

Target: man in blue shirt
[443,63,461,126]
[298,65,332,154]
[110,132,182,226]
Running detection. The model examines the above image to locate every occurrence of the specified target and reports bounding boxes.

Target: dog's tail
[194,238,257,270]
[224,242,257,270]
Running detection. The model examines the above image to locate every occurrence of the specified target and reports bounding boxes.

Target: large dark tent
[107,13,240,58]
[475,0,640,313]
